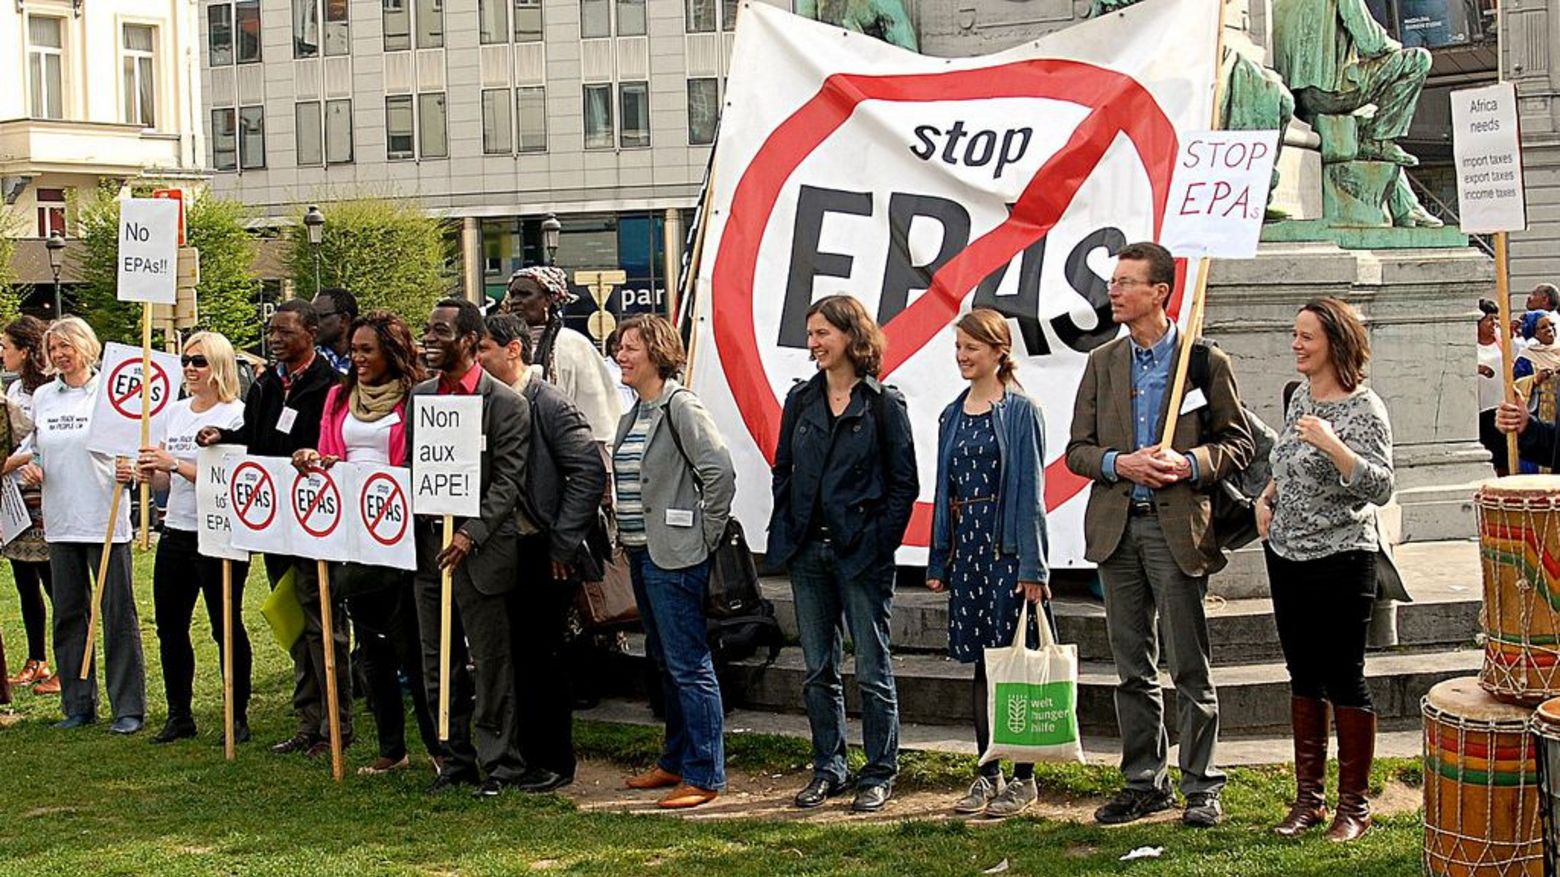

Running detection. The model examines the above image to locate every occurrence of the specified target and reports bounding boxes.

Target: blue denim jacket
[927,387,1050,585]
[766,373,919,582]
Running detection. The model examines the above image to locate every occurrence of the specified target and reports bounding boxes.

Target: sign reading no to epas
[412,396,482,518]
[117,198,180,305]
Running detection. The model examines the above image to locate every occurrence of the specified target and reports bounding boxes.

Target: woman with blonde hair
[925,308,1053,818]
[19,317,143,733]
[768,294,919,813]
[134,331,250,743]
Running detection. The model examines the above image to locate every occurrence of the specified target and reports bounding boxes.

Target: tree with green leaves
[0,216,19,326]
[284,197,452,319]
[70,182,140,344]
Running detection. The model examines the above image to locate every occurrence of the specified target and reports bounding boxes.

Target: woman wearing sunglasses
[133,332,251,744]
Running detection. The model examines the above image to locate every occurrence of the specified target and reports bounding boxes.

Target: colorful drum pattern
[1531,698,1560,876]
[1477,477,1560,706]
[1423,678,1543,877]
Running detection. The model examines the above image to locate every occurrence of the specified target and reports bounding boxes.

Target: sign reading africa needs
[116,198,180,304]
[1159,129,1280,259]
[412,396,482,518]
[687,0,1220,567]
[85,343,184,456]
[1451,82,1527,234]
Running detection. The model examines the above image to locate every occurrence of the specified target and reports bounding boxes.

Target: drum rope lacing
[1422,698,1543,875]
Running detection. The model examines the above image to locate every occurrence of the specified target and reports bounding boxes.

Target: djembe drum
[1477,476,1560,706]
[1531,698,1560,876]
[1423,678,1543,877]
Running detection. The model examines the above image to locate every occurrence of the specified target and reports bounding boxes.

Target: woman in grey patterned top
[1255,297,1394,845]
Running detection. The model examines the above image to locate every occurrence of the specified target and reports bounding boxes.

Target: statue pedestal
[1323,161,1398,227]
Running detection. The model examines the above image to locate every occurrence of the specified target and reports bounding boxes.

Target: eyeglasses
[1108,277,1153,290]
[181,355,209,368]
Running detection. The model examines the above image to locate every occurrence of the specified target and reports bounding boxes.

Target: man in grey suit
[1066,242,1253,829]
[410,297,531,798]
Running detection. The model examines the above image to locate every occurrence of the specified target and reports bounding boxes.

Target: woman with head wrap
[501,266,623,444]
[1516,311,1560,474]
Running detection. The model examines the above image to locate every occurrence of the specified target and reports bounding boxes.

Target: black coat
[517,375,607,579]
[767,373,919,581]
[217,355,340,456]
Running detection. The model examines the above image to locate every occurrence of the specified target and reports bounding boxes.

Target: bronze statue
[795,0,918,51]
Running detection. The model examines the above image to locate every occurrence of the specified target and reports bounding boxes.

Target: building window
[417,0,443,47]
[236,0,262,62]
[36,188,66,238]
[685,0,736,32]
[583,84,613,150]
[479,0,506,43]
[383,0,410,50]
[687,77,718,145]
[122,25,157,128]
[239,105,266,169]
[294,0,348,57]
[619,81,649,148]
[723,0,737,30]
[419,92,447,158]
[27,17,64,120]
[325,98,353,163]
[617,0,645,35]
[210,0,261,64]
[209,5,234,65]
[514,0,541,41]
[325,0,349,53]
[517,86,546,152]
[581,0,609,37]
[212,108,238,170]
[296,101,323,165]
[386,95,414,159]
[481,89,512,154]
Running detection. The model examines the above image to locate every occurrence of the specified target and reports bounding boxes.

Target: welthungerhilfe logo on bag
[993,681,1076,747]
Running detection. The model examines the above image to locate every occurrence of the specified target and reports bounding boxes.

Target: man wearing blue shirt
[1066,241,1254,829]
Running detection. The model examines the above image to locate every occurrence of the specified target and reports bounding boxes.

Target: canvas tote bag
[978,600,1085,766]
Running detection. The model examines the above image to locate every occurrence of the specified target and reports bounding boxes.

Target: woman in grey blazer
[611,314,735,810]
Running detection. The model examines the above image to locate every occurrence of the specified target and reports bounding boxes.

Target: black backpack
[1187,339,1277,552]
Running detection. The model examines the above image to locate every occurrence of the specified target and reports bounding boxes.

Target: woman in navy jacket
[768,294,918,814]
[925,309,1052,819]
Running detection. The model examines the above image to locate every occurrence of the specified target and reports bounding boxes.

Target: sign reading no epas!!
[117,198,180,305]
[85,343,184,456]
[412,396,482,518]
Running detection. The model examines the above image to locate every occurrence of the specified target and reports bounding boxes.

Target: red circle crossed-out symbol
[359,472,409,547]
[106,357,172,420]
[230,461,276,531]
[712,59,1191,547]
[292,466,343,538]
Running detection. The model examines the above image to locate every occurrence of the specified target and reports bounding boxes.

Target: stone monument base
[1262,218,1469,250]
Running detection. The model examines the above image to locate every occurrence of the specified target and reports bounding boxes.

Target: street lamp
[45,231,65,318]
[541,213,561,266]
[303,204,325,293]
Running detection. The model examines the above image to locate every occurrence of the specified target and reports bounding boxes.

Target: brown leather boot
[1273,696,1330,837]
[1326,705,1376,842]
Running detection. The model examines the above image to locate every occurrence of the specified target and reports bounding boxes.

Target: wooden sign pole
[80,480,125,678]
[222,559,236,761]
[317,559,344,781]
[1495,231,1520,474]
[438,514,453,741]
[139,305,152,550]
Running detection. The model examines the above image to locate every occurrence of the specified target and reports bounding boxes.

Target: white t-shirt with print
[162,397,246,533]
[32,375,132,544]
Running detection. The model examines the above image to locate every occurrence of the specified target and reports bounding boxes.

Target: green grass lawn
[0,547,1427,876]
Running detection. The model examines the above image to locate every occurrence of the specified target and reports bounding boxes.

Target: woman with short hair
[21,317,143,733]
[768,294,919,813]
[613,314,736,810]
[1257,297,1395,842]
[2,316,56,694]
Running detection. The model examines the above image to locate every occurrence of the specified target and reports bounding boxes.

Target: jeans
[629,548,725,791]
[153,528,252,720]
[788,538,899,788]
[1265,544,1376,708]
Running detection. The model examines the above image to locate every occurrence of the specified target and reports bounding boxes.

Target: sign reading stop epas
[86,343,184,456]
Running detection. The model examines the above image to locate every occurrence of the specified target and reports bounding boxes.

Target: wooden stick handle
[81,473,125,679]
[1157,259,1212,450]
[317,559,344,781]
[139,305,152,551]
[1495,232,1520,475]
[222,559,236,761]
[438,515,453,741]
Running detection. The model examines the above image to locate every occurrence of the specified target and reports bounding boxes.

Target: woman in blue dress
[925,308,1053,818]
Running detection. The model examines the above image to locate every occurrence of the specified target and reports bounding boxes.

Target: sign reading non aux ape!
[411,396,482,518]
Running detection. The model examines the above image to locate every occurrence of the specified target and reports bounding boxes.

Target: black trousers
[263,553,353,739]
[1480,408,1510,476]
[11,558,51,662]
[1264,544,1376,708]
[153,529,252,719]
[513,533,577,778]
[339,563,441,762]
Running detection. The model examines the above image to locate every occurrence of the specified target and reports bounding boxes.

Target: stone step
[760,539,1484,665]
[624,641,1484,736]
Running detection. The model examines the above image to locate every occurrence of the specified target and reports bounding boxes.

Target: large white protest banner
[117,198,180,305]
[1452,82,1527,235]
[228,455,293,556]
[686,0,1219,566]
[412,396,482,518]
[85,342,183,456]
[1159,129,1280,260]
[353,464,416,571]
[289,463,356,562]
[196,445,251,562]
[0,475,31,545]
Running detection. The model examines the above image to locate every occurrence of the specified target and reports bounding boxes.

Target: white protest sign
[352,464,415,571]
[1452,82,1527,234]
[196,445,250,562]
[412,396,482,518]
[85,342,183,456]
[0,475,31,545]
[116,198,180,304]
[1158,129,1280,259]
[288,462,355,562]
[228,455,292,556]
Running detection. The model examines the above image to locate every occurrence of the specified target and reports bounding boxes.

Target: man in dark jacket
[410,298,531,798]
[199,299,345,753]
[478,313,607,792]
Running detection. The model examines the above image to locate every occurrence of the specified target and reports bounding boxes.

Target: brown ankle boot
[1274,696,1330,837]
[1326,705,1376,842]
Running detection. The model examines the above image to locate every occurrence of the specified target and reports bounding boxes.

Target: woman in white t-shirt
[134,332,249,744]
[292,310,438,776]
[19,317,143,733]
